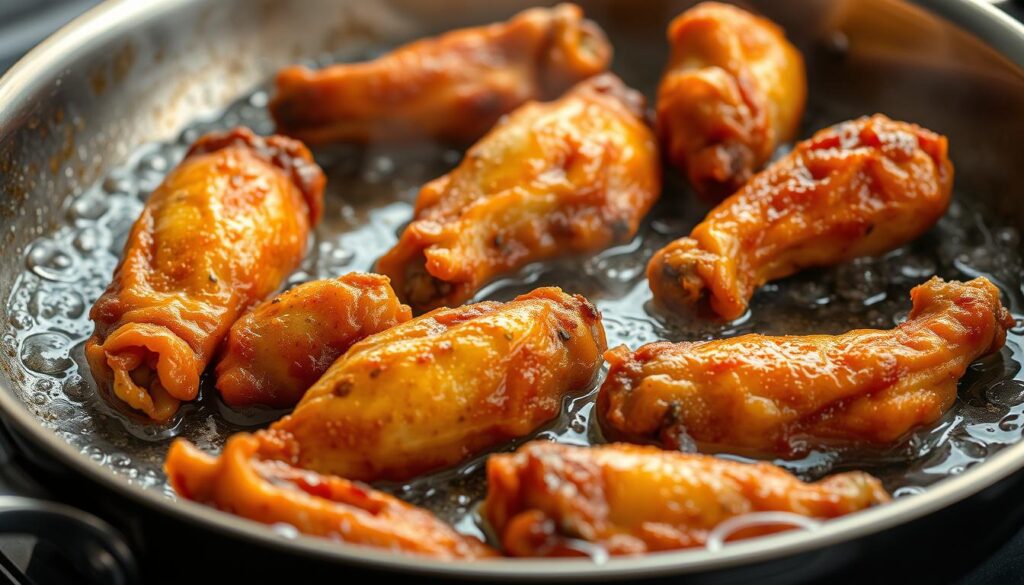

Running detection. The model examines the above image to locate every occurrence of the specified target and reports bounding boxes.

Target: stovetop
[2,1,1024,584]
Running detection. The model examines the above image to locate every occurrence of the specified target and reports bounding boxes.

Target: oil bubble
[26,239,78,282]
[20,332,74,375]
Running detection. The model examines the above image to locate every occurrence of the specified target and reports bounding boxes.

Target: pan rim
[1,0,1023,579]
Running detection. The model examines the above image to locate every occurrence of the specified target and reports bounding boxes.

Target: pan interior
[1,0,1024,563]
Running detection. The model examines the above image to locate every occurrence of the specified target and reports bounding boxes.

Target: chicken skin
[215,273,412,409]
[257,287,605,482]
[657,3,806,201]
[270,3,611,145]
[165,434,494,559]
[377,74,660,313]
[648,115,953,320]
[600,277,1012,456]
[483,442,889,556]
[86,128,325,422]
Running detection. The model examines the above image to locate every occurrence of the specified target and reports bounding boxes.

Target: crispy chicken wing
[484,442,888,556]
[270,3,611,145]
[215,273,412,409]
[657,2,806,201]
[648,115,953,320]
[600,277,1012,456]
[86,128,325,421]
[166,434,494,559]
[259,287,606,482]
[377,74,660,313]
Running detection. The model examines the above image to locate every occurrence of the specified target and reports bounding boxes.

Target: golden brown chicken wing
[257,287,605,482]
[657,2,806,200]
[215,273,412,409]
[648,115,953,320]
[270,3,611,145]
[377,74,660,313]
[165,433,494,559]
[483,442,888,556]
[600,277,1012,456]
[86,128,325,422]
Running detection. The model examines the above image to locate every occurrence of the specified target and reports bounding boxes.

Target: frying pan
[1,0,1024,582]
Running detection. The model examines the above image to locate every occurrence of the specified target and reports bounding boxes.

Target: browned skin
[270,3,611,145]
[657,2,806,201]
[86,128,325,422]
[648,115,953,321]
[377,74,661,314]
[483,442,889,556]
[165,433,494,559]
[215,273,412,409]
[258,287,606,482]
[600,277,1013,456]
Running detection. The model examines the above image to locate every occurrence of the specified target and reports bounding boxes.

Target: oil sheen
[4,58,1024,543]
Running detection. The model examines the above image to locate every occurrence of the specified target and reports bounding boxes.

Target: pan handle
[0,496,138,585]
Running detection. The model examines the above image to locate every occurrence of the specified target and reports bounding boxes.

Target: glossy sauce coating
[86,128,325,421]
[165,434,494,559]
[377,74,661,313]
[261,287,606,482]
[483,442,888,556]
[600,277,1013,455]
[648,115,953,320]
[657,2,806,201]
[270,3,611,145]
[215,273,411,408]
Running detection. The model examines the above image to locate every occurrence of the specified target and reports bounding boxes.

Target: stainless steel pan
[1,0,1024,582]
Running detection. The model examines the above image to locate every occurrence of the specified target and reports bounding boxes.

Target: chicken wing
[165,433,494,559]
[377,74,660,313]
[259,287,605,482]
[648,115,953,320]
[270,3,611,145]
[600,277,1012,456]
[483,442,888,556]
[86,128,325,421]
[657,2,806,201]
[215,273,412,409]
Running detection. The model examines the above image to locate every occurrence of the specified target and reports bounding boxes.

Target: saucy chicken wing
[600,277,1012,456]
[270,3,611,145]
[377,74,660,313]
[258,287,605,482]
[215,273,412,409]
[657,2,806,201]
[166,433,494,559]
[648,115,953,320]
[483,442,888,556]
[86,128,325,421]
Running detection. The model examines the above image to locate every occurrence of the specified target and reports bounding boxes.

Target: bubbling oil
[4,51,1024,540]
